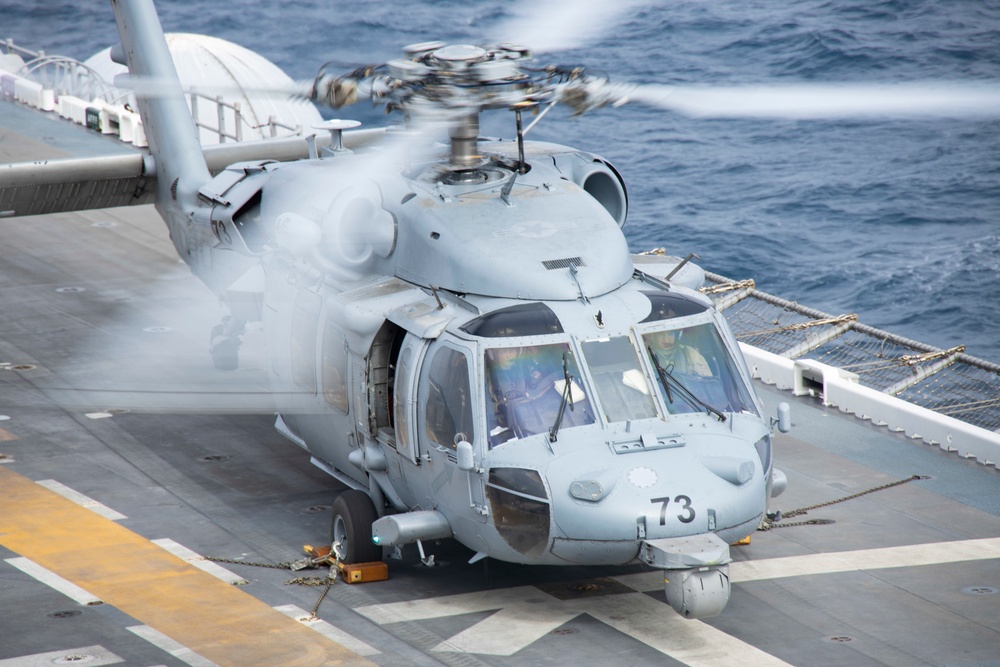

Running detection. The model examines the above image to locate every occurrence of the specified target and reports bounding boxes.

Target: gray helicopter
[4,0,802,620]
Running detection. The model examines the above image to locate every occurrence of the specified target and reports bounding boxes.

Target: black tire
[330,489,381,564]
[209,324,239,371]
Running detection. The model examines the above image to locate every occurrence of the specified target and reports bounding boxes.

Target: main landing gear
[209,315,245,370]
[330,490,382,564]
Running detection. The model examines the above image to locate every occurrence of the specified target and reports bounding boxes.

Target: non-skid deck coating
[2,100,999,667]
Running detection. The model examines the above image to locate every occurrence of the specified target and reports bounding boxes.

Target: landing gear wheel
[330,489,381,564]
[209,325,240,370]
[209,316,244,371]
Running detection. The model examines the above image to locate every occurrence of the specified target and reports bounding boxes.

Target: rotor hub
[309,41,608,171]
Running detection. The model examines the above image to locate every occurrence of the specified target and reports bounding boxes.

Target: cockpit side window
[423,346,475,450]
[484,343,595,447]
[581,336,658,422]
[394,346,412,451]
[643,323,755,416]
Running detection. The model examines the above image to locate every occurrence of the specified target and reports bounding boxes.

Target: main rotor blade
[615,82,1000,119]
[494,0,650,54]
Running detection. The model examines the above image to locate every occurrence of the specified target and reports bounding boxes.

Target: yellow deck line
[0,466,373,666]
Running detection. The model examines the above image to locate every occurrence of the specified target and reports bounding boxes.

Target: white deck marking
[590,593,792,667]
[356,537,1000,662]
[433,604,578,656]
[356,585,792,664]
[35,479,127,520]
[273,604,380,657]
[732,536,1000,583]
[356,585,544,624]
[126,626,218,667]
[0,646,123,667]
[4,557,102,606]
[150,538,248,586]
[613,536,1000,592]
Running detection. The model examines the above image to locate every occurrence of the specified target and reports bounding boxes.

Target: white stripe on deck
[35,479,127,520]
[613,536,1000,592]
[433,604,578,656]
[587,593,792,667]
[151,538,248,586]
[356,585,793,665]
[4,556,102,606]
[732,536,1000,582]
[356,585,541,625]
[0,646,123,667]
[355,537,1000,664]
[127,626,218,667]
[273,604,380,657]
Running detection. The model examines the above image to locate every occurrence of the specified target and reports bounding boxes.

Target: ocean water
[3,0,999,363]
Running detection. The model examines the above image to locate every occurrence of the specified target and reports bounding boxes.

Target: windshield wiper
[549,351,576,443]
[648,347,727,423]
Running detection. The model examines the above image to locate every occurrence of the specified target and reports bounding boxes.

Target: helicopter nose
[545,437,766,554]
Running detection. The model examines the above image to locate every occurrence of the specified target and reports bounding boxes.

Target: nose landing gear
[209,315,245,370]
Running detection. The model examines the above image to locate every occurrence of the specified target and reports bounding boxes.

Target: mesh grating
[704,271,1000,433]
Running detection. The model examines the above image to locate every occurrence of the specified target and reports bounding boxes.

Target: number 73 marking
[651,495,696,525]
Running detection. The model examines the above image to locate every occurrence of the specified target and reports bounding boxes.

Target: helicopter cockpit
[426,290,761,455]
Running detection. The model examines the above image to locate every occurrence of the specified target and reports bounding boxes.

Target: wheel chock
[304,544,333,560]
[337,560,389,584]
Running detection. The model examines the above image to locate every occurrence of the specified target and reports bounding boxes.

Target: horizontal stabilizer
[0,154,154,217]
[0,128,388,218]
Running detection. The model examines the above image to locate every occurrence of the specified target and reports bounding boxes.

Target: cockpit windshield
[581,336,658,422]
[485,343,595,447]
[642,323,756,417]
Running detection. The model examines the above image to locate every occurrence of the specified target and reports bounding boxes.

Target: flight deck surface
[2,102,999,667]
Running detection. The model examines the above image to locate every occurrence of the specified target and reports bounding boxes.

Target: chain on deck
[702,271,1000,433]
[758,474,929,530]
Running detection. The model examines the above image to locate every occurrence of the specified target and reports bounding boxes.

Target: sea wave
[3,0,998,361]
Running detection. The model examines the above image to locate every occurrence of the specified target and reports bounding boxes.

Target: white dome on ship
[84,33,322,145]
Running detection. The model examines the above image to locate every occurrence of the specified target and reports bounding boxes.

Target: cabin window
[290,290,321,394]
[423,346,475,450]
[484,343,595,447]
[321,320,349,413]
[643,323,755,416]
[394,347,412,451]
[581,336,658,422]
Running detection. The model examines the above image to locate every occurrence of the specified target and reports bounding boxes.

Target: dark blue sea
[4,0,1000,363]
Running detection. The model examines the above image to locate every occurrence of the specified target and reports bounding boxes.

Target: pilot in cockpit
[485,344,591,446]
[645,328,711,377]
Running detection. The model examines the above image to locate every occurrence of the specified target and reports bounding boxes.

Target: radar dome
[84,33,323,145]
